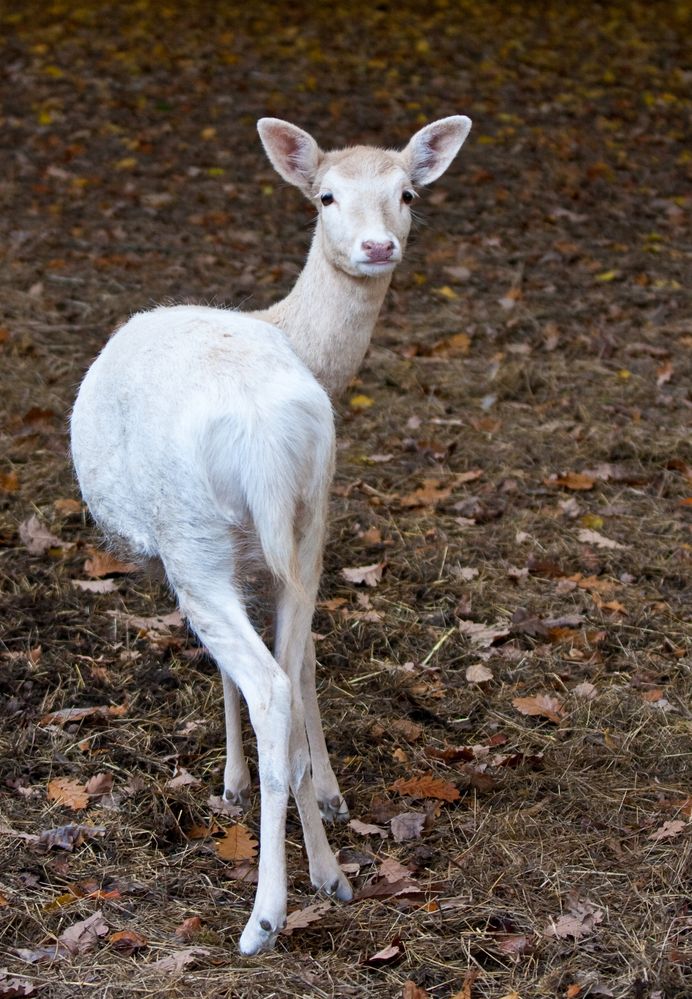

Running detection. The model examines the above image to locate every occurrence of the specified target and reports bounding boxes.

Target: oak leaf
[149,947,210,973]
[390,774,460,802]
[648,819,686,842]
[341,561,385,587]
[46,778,89,811]
[458,619,510,647]
[280,900,331,936]
[390,812,426,842]
[109,929,148,954]
[83,548,138,578]
[348,818,389,838]
[466,663,493,683]
[19,515,67,556]
[545,472,595,490]
[214,824,258,861]
[174,916,202,941]
[513,694,565,724]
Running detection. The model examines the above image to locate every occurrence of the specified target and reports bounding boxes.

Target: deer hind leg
[273,501,351,901]
[169,568,292,956]
[302,634,349,823]
[220,673,252,809]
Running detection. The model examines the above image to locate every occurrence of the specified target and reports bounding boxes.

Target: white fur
[70,114,471,955]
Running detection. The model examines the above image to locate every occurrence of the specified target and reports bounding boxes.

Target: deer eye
[320,193,334,206]
[402,190,415,204]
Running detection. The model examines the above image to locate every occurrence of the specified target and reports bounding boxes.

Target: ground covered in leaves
[0,2,690,997]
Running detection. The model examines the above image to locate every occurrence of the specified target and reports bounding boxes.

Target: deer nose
[362,240,395,263]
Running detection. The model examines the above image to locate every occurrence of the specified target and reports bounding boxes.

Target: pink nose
[362,240,395,263]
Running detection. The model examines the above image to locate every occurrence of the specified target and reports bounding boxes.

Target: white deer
[70,114,471,954]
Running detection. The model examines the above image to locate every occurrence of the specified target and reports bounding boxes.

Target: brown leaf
[149,947,210,973]
[83,548,138,578]
[378,857,413,882]
[573,681,597,700]
[109,929,148,954]
[280,900,331,936]
[165,768,201,790]
[545,471,596,490]
[60,912,109,952]
[0,972,37,996]
[513,694,565,725]
[545,895,603,939]
[341,560,385,587]
[46,778,89,811]
[451,968,479,999]
[72,578,118,593]
[400,477,452,508]
[214,824,258,861]
[465,662,493,683]
[348,818,389,839]
[648,819,686,842]
[356,877,421,901]
[577,528,627,550]
[174,916,202,941]
[53,498,83,516]
[84,773,113,797]
[37,823,106,852]
[497,933,534,957]
[403,981,429,999]
[391,774,460,802]
[389,719,423,742]
[19,515,67,555]
[390,812,426,843]
[429,331,472,357]
[40,704,127,727]
[458,619,510,647]
[0,470,20,493]
[365,939,405,966]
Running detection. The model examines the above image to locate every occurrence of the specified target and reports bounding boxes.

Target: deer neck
[251,226,392,399]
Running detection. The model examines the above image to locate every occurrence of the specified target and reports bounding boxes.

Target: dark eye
[402,190,415,204]
[320,193,334,206]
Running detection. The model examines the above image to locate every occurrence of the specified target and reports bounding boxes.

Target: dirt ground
[0,2,690,997]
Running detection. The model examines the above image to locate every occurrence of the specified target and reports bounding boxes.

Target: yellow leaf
[435,285,459,301]
[595,270,619,282]
[580,513,604,530]
[37,109,53,126]
[115,157,137,170]
[617,369,631,380]
[200,126,216,140]
[349,393,374,410]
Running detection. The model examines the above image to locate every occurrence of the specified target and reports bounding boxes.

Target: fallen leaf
[0,972,38,996]
[458,619,510,647]
[84,773,113,797]
[545,472,595,491]
[40,703,126,727]
[349,393,374,410]
[72,579,117,593]
[403,981,429,999]
[573,682,597,700]
[46,778,89,811]
[389,719,423,742]
[60,911,110,954]
[53,498,83,516]
[280,900,331,936]
[348,818,389,838]
[0,470,20,493]
[577,529,627,550]
[430,331,471,357]
[19,515,67,555]
[109,929,148,954]
[391,774,460,802]
[513,694,565,725]
[648,819,686,842]
[465,663,493,683]
[83,549,138,578]
[400,478,452,508]
[390,812,426,842]
[341,561,385,587]
[214,824,258,861]
[451,968,479,999]
[165,768,201,790]
[37,823,106,852]
[497,934,534,957]
[174,916,202,941]
[149,947,210,973]
[545,895,603,939]
[656,360,673,386]
[206,795,243,818]
[365,939,405,966]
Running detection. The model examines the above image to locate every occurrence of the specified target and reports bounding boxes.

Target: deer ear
[257,118,323,196]
[404,115,472,185]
